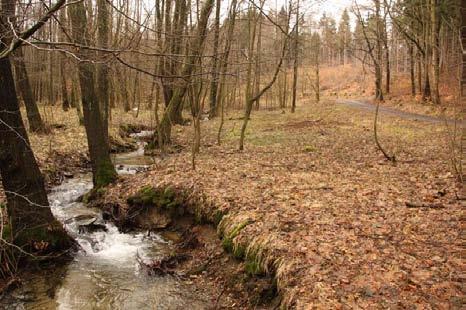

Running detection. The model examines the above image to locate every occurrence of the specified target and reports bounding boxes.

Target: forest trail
[337,98,465,125]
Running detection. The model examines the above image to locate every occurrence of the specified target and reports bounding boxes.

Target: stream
[1,134,209,309]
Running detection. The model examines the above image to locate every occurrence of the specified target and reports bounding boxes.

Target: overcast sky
[317,0,353,19]
[269,0,357,26]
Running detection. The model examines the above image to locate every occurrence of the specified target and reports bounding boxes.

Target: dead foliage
[98,100,462,308]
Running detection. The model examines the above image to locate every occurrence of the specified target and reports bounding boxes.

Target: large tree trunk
[12,48,45,132]
[0,0,72,252]
[68,0,116,188]
[97,0,110,143]
[0,56,72,251]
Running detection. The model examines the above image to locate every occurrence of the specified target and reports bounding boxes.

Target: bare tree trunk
[217,0,237,144]
[430,0,441,104]
[12,48,45,132]
[0,0,72,252]
[409,44,416,96]
[384,34,390,94]
[254,12,262,110]
[68,0,117,188]
[97,0,110,144]
[239,5,290,150]
[375,0,384,101]
[158,0,215,144]
[208,0,221,118]
[59,7,70,111]
[417,52,422,93]
[291,0,299,113]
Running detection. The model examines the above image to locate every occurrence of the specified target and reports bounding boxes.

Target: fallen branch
[405,202,445,209]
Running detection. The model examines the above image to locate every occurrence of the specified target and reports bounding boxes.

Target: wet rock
[63,172,74,178]
[102,211,112,221]
[64,214,97,225]
[78,220,108,234]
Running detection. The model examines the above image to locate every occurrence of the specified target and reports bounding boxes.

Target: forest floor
[95,99,463,308]
[0,98,463,308]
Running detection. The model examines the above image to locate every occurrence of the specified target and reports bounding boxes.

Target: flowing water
[1,136,209,309]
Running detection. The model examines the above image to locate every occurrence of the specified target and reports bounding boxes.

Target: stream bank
[1,129,277,309]
[94,184,285,309]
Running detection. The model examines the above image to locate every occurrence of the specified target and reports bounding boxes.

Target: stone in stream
[65,215,108,234]
[78,220,108,234]
[64,214,96,225]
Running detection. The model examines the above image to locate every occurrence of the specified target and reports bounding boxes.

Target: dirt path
[337,98,465,125]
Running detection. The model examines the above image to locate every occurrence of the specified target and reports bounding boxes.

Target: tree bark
[291,0,299,113]
[158,0,215,144]
[68,0,116,188]
[208,0,221,118]
[409,44,416,96]
[0,0,72,252]
[430,0,441,104]
[375,0,384,101]
[217,0,238,144]
[12,48,45,132]
[97,0,110,143]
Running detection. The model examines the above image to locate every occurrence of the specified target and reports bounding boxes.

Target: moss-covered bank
[112,184,291,308]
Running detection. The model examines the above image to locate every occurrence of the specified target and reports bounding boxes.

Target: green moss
[212,210,225,225]
[82,187,106,204]
[222,237,234,253]
[95,158,117,188]
[127,186,185,216]
[244,247,266,276]
[232,243,246,259]
[245,259,263,276]
[221,220,251,255]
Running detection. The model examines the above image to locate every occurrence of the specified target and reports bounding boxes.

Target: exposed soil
[144,220,281,309]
